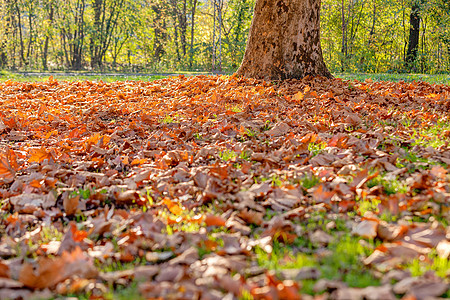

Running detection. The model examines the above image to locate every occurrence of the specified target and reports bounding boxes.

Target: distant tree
[58,0,86,70]
[41,0,55,70]
[405,0,422,70]
[89,0,125,69]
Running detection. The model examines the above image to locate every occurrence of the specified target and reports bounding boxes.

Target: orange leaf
[0,260,9,278]
[312,184,335,203]
[293,91,304,101]
[28,147,52,163]
[5,213,19,226]
[276,280,301,300]
[202,239,219,251]
[29,179,43,189]
[122,156,129,165]
[189,214,204,224]
[0,148,18,183]
[19,257,65,289]
[131,158,147,166]
[204,214,226,227]
[162,198,183,215]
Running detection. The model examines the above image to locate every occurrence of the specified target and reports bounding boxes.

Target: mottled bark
[236,0,331,80]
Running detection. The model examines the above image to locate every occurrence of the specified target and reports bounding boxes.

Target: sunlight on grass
[299,173,320,190]
[336,73,450,85]
[0,71,171,82]
[255,239,315,271]
[40,226,64,243]
[219,149,238,161]
[255,232,380,294]
[411,121,450,149]
[366,174,408,195]
[308,141,327,157]
[356,197,381,216]
[406,251,450,278]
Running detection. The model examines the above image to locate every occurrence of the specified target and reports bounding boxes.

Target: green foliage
[406,251,450,278]
[366,175,408,195]
[322,0,450,74]
[337,73,450,84]
[1,0,449,74]
[255,232,381,293]
[357,197,381,216]
[219,149,238,161]
[411,121,450,148]
[299,173,320,190]
[308,141,326,157]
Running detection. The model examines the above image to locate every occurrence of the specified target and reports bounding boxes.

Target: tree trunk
[90,0,103,69]
[26,1,34,66]
[152,3,167,63]
[71,0,86,70]
[14,0,25,67]
[42,4,54,71]
[189,0,197,68]
[236,0,331,80]
[179,0,188,56]
[340,0,347,71]
[406,1,420,68]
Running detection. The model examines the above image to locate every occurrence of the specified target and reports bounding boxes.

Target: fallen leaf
[204,214,226,227]
[353,220,379,239]
[63,195,79,216]
[28,147,53,163]
[266,122,291,137]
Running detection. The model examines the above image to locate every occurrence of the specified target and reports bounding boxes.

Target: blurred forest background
[0,0,449,74]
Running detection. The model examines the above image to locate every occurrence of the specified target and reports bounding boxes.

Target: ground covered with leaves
[0,75,449,300]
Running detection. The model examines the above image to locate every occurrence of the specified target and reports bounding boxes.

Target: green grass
[308,141,327,157]
[255,233,380,294]
[320,236,379,288]
[336,73,450,85]
[96,257,147,273]
[3,71,449,85]
[256,212,379,294]
[219,149,238,161]
[411,121,450,149]
[67,281,143,300]
[357,197,381,216]
[160,115,176,124]
[292,173,320,190]
[406,251,450,278]
[366,174,408,195]
[0,70,205,82]
[0,72,168,82]
[40,225,64,243]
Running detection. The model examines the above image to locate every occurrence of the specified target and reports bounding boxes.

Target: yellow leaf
[293,91,304,100]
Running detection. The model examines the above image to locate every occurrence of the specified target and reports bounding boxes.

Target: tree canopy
[0,0,449,73]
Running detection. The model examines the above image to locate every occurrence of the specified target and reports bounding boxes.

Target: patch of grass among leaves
[256,231,381,294]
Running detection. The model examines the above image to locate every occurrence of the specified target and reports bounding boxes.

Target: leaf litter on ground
[0,74,449,299]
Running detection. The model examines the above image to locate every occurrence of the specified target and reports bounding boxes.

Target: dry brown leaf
[353,220,379,239]
[63,195,79,216]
